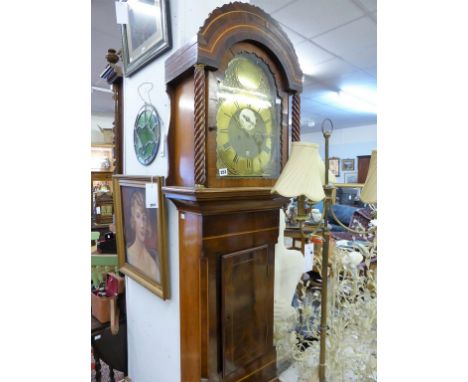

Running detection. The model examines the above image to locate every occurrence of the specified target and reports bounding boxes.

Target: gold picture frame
[342,158,355,171]
[113,175,169,299]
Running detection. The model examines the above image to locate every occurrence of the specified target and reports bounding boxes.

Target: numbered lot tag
[219,168,228,176]
[145,183,158,208]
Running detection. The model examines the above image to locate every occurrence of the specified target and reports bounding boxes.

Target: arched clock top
[166,2,303,93]
[197,2,302,92]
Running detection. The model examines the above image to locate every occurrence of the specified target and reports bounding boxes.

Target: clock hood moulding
[165,2,303,92]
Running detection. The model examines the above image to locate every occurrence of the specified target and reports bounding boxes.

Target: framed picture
[113,175,168,299]
[342,158,355,171]
[121,0,172,77]
[329,157,340,177]
[344,172,358,183]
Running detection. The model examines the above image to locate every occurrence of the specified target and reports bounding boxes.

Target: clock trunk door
[221,245,274,380]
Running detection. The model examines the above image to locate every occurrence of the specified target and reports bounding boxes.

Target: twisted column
[291,93,301,142]
[194,64,207,187]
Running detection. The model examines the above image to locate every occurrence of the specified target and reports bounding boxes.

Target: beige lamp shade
[360,149,377,204]
[272,142,334,202]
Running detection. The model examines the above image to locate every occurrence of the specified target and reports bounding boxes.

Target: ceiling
[91,0,377,133]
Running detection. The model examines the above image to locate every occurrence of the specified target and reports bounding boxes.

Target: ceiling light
[326,89,376,114]
[341,85,376,106]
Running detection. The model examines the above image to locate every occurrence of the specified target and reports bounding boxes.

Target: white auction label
[145,183,158,208]
[304,243,314,272]
[219,168,228,176]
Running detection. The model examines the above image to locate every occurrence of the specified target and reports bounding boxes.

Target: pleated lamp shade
[360,149,377,204]
[272,142,334,202]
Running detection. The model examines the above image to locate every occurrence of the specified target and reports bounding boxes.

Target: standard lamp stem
[319,123,332,382]
[319,202,330,382]
[297,195,307,254]
[324,133,330,186]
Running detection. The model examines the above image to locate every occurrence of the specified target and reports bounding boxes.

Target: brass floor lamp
[272,119,377,382]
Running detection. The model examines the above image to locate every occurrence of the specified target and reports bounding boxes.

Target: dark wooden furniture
[163,3,302,381]
[92,171,114,225]
[100,49,123,175]
[357,155,372,184]
[92,316,127,382]
[91,49,123,231]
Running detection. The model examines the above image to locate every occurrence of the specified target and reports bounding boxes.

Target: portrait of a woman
[125,190,161,283]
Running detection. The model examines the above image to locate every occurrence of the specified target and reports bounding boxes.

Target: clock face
[216,54,280,178]
[134,104,161,166]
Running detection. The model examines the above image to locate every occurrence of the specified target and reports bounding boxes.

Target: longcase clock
[162,3,303,381]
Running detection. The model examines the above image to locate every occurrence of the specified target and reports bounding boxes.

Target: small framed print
[328,157,340,177]
[344,172,358,183]
[342,158,355,171]
[113,175,169,299]
[121,0,172,76]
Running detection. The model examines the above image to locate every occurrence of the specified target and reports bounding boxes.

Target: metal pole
[319,120,333,382]
[319,208,330,382]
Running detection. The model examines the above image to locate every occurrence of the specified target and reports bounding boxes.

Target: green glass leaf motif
[134,104,161,165]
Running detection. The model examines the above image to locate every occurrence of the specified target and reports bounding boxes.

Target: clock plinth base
[163,186,285,382]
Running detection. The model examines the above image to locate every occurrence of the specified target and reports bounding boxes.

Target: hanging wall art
[121,0,172,76]
[134,82,161,166]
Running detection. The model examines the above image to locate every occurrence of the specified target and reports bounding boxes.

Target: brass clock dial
[216,54,280,178]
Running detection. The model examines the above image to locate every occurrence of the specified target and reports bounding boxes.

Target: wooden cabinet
[92,171,114,226]
[357,155,372,184]
[91,50,123,232]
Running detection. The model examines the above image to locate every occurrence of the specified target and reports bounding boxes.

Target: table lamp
[272,141,335,225]
[360,149,377,204]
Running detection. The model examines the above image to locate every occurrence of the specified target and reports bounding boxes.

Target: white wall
[301,124,377,183]
[122,1,233,381]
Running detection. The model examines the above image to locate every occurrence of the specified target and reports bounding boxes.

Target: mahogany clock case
[162,3,303,381]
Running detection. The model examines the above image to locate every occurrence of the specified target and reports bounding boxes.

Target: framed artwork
[329,157,340,177]
[121,0,172,77]
[113,175,168,299]
[344,172,358,183]
[134,103,161,165]
[342,158,355,171]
